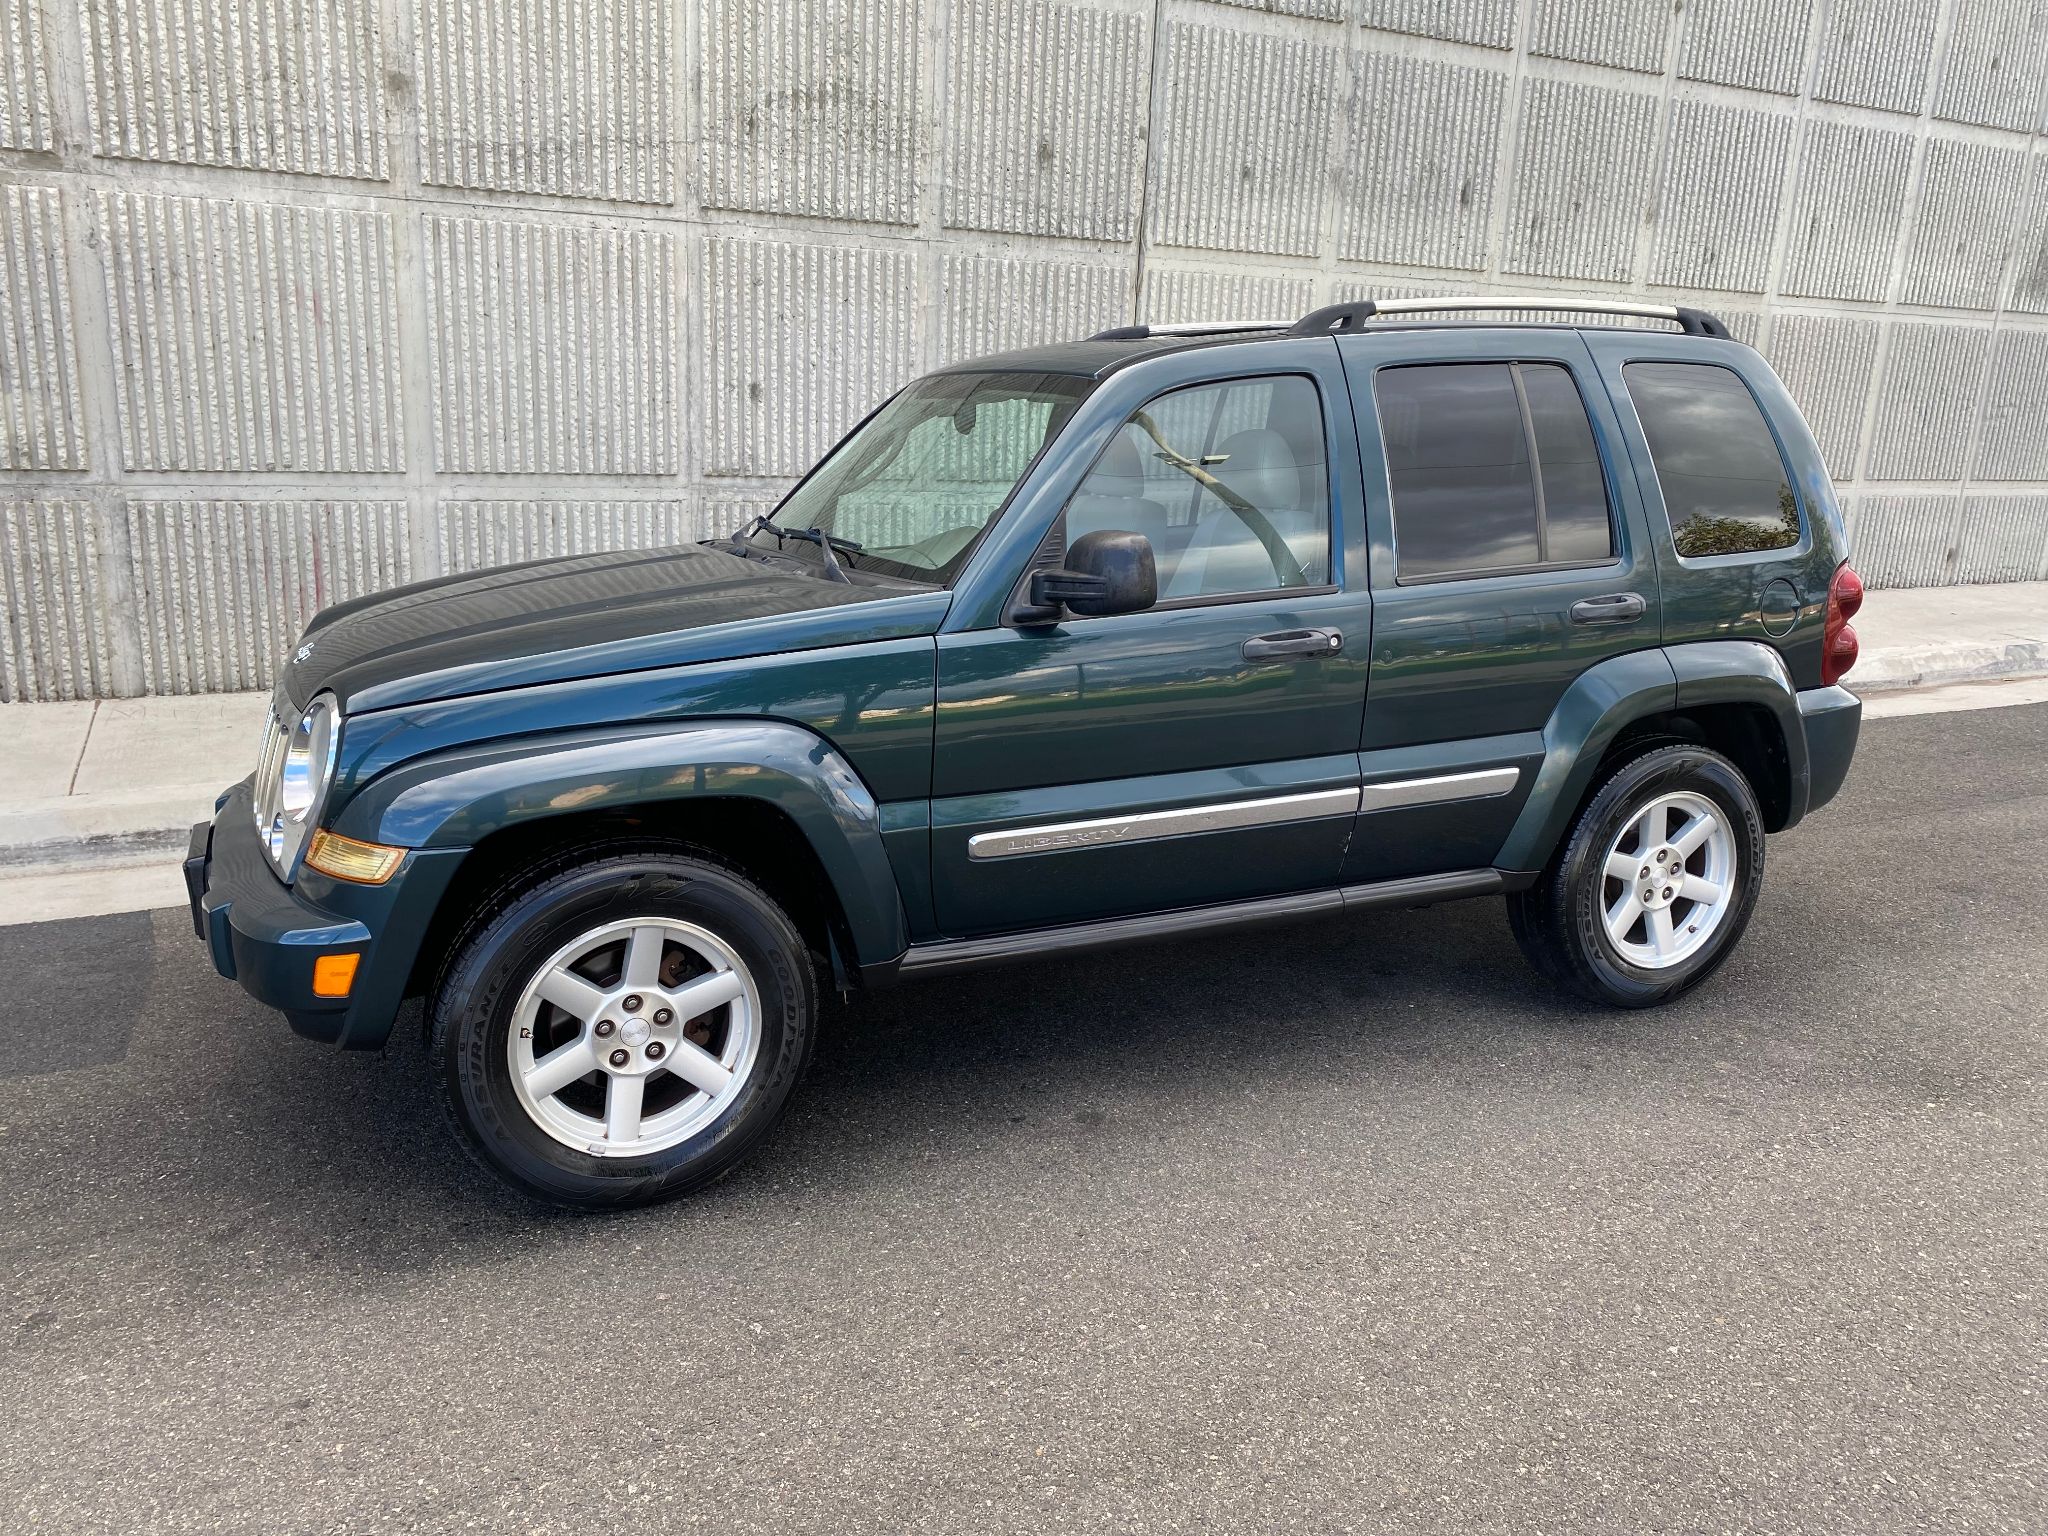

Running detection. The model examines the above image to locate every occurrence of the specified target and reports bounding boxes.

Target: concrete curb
[0,788,218,872]
[1849,638,2048,693]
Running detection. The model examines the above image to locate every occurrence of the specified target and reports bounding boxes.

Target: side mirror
[1028,529,1157,619]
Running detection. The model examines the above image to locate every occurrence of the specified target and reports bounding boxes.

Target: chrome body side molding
[967,767,1520,863]
[1357,765,1521,812]
[966,787,1360,861]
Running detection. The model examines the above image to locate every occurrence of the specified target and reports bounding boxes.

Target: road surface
[2,702,2043,1533]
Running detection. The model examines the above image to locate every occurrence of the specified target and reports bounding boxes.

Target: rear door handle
[1569,593,1646,626]
[1242,628,1343,661]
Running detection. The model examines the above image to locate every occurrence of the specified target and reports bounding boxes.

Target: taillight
[1822,561,1863,686]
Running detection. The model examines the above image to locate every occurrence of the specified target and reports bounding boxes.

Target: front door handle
[1569,593,1647,626]
[1242,627,1343,661]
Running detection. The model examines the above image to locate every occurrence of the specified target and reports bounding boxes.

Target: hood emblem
[293,639,316,664]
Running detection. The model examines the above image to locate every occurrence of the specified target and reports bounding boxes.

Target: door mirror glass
[1029,529,1158,619]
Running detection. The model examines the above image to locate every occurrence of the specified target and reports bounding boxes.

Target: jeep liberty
[185,297,1865,1207]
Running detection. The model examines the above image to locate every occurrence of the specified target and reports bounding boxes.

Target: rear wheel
[430,849,817,1208]
[1508,744,1765,1008]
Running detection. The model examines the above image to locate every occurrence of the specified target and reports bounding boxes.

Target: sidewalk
[1,581,2043,924]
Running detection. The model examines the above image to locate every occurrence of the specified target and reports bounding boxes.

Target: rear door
[928,340,1374,935]
[1337,328,1664,883]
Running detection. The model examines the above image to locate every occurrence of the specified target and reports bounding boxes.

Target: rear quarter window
[1623,361,1800,558]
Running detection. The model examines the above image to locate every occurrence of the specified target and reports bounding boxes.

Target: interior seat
[1064,429,1173,568]
[1163,428,1329,598]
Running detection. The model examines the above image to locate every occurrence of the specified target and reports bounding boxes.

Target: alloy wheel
[1597,790,1738,971]
[506,918,761,1157]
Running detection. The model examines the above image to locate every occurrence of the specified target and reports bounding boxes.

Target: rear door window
[1375,362,1617,581]
[1623,361,1800,558]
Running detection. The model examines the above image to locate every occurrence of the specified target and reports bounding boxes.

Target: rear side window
[1376,362,1616,581]
[1624,361,1800,558]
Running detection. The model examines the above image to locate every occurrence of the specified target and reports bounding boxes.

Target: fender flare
[1496,641,1808,872]
[330,718,910,963]
[1666,640,1810,829]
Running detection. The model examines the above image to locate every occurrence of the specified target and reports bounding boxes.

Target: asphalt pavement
[1,703,2043,1534]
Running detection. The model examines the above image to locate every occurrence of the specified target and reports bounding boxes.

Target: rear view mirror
[1029,529,1157,619]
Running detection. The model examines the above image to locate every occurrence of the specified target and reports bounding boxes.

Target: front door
[929,352,1373,936]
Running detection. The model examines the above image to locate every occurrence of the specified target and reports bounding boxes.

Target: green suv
[185,296,1865,1207]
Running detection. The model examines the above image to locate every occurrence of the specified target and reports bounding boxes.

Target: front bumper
[185,780,464,1049]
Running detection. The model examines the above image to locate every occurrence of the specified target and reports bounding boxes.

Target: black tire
[429,846,818,1209]
[1507,743,1766,1008]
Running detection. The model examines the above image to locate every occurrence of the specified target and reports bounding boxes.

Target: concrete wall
[2,0,2046,701]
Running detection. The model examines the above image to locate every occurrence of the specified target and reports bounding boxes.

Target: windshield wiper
[781,526,864,584]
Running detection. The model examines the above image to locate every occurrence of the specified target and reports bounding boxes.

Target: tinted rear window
[1624,362,1800,558]
[1376,362,1615,580]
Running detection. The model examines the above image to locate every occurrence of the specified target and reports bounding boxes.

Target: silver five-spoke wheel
[508,918,761,1157]
[1599,790,1736,970]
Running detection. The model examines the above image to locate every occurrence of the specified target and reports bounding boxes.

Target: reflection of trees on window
[1673,487,1801,558]
[1624,361,1802,562]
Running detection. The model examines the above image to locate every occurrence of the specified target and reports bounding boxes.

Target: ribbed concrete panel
[2009,155,2048,315]
[1973,327,2048,481]
[1955,496,2048,583]
[2,187,86,473]
[1532,0,1670,74]
[1780,120,1914,302]
[1850,495,1959,589]
[1,0,53,150]
[1814,0,1940,114]
[1208,0,1345,18]
[0,499,111,703]
[1503,79,1658,283]
[437,500,705,575]
[99,191,402,473]
[426,214,677,475]
[1149,20,1337,258]
[417,0,672,204]
[701,237,918,477]
[126,500,410,695]
[703,490,792,536]
[938,252,1128,363]
[1141,266,1314,326]
[1344,50,1504,271]
[1866,323,1990,482]
[1765,314,1879,477]
[1904,138,2029,311]
[1356,0,1513,49]
[1933,0,2048,133]
[943,0,1147,240]
[700,0,921,226]
[1679,0,1816,94]
[84,0,386,179]
[1648,100,1792,294]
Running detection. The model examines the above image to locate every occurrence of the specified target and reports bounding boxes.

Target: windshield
[748,370,1093,584]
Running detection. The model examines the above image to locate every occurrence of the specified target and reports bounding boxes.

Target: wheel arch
[1497,642,1809,872]
[331,718,910,974]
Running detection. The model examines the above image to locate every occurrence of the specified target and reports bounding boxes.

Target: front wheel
[1508,743,1766,1008]
[430,849,818,1208]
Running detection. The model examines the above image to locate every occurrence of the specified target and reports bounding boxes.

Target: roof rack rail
[1088,319,1289,341]
[1287,297,1732,339]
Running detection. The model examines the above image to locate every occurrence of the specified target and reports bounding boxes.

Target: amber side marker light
[312,952,362,999]
[304,829,407,885]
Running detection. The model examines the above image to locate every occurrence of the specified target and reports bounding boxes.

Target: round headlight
[256,693,341,879]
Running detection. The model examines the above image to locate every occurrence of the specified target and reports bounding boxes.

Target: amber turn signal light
[312,952,361,998]
[304,829,407,885]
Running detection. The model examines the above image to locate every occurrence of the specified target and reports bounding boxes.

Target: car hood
[282,543,950,714]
